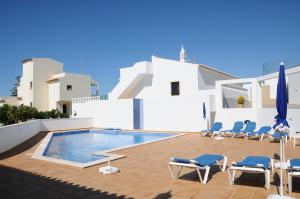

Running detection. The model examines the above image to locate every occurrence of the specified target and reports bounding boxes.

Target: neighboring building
[2,58,98,115]
[0,96,20,106]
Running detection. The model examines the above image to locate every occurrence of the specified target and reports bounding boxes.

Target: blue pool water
[43,130,174,163]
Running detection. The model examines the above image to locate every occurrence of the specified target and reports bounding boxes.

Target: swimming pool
[33,129,180,167]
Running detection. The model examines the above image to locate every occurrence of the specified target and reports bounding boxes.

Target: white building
[72,47,300,132]
[73,47,238,131]
[108,46,236,100]
[0,96,20,106]
[215,64,300,131]
[5,58,99,115]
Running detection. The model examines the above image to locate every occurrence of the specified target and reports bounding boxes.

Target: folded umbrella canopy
[268,62,294,199]
[203,102,206,119]
[273,62,289,129]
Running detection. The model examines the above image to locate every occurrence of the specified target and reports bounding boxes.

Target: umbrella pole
[280,136,284,197]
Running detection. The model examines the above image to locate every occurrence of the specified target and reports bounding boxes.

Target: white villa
[72,47,300,132]
[2,58,98,115]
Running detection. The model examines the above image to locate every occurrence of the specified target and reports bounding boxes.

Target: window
[171,81,180,96]
[30,102,32,108]
[67,85,73,91]
[30,81,32,90]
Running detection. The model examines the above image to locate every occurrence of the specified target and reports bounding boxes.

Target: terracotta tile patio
[1,132,300,199]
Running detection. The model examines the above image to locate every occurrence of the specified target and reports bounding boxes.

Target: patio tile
[1,132,300,198]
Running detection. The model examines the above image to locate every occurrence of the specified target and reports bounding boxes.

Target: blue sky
[0,0,300,96]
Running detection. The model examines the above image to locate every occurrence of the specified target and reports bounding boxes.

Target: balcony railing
[72,95,108,104]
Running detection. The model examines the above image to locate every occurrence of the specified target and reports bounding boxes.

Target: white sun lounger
[288,158,300,193]
[168,154,227,184]
[228,156,273,189]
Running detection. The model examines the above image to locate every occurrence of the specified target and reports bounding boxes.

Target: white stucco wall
[59,73,91,101]
[33,59,63,111]
[137,56,199,98]
[109,56,235,100]
[18,61,34,107]
[17,58,93,113]
[288,72,300,105]
[72,99,134,129]
[48,81,60,110]
[0,120,40,153]
[109,61,152,99]
[215,107,300,132]
[0,118,94,153]
[0,97,20,106]
[18,58,63,110]
[142,95,211,132]
[198,65,235,89]
[40,118,93,131]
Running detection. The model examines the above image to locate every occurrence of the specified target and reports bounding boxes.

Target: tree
[10,76,21,97]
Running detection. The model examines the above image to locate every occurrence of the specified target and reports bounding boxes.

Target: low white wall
[40,118,93,131]
[216,108,300,132]
[73,99,134,129]
[0,118,94,153]
[0,120,40,153]
[143,96,211,132]
[257,108,300,132]
[215,108,257,129]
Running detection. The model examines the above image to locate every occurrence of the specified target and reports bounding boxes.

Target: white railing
[72,96,100,104]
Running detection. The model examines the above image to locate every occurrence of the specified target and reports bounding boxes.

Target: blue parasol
[203,102,206,119]
[273,63,289,129]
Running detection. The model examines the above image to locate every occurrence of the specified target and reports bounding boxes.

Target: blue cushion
[290,158,300,170]
[240,122,256,133]
[202,122,222,132]
[235,156,270,169]
[192,154,224,166]
[212,122,223,131]
[171,157,190,164]
[232,121,244,132]
[272,132,288,138]
[171,154,224,167]
[248,126,271,135]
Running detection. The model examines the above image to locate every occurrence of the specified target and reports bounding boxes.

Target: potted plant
[237,96,245,108]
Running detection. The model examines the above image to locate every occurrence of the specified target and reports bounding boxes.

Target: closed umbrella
[203,102,206,119]
[268,62,293,199]
[273,63,289,129]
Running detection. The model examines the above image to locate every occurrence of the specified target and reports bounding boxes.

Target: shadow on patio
[0,164,133,199]
[0,132,48,160]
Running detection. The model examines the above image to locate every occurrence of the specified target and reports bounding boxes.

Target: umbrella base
[99,166,119,174]
[267,194,295,199]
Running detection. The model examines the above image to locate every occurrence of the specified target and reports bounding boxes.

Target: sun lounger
[228,156,273,189]
[201,122,223,137]
[288,158,300,193]
[271,131,289,142]
[245,126,272,141]
[168,154,227,184]
[233,121,256,137]
[221,121,244,136]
